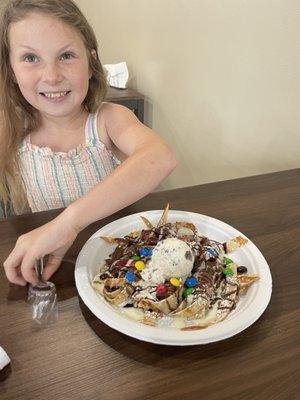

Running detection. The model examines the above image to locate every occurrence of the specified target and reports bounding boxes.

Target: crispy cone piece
[181,321,213,331]
[225,236,248,253]
[175,221,197,238]
[215,298,236,323]
[92,275,106,295]
[100,278,129,306]
[141,311,161,326]
[157,203,170,227]
[172,297,208,318]
[100,236,119,244]
[140,216,153,229]
[175,221,197,233]
[135,290,180,314]
[128,230,141,239]
[103,287,128,306]
[237,274,260,293]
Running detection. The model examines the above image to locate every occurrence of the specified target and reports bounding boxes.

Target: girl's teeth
[43,91,68,98]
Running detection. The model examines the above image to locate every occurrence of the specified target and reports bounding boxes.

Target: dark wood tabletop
[0,169,299,400]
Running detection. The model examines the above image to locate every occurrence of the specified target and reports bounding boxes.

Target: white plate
[75,210,272,345]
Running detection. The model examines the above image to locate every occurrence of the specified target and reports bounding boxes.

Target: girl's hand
[3,213,79,286]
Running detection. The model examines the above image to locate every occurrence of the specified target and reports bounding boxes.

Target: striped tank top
[18,109,121,212]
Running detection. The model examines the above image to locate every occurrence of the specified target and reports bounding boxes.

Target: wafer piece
[140,216,153,229]
[172,298,207,318]
[128,230,141,239]
[225,236,248,253]
[157,203,169,227]
[100,236,118,244]
[135,290,180,314]
[92,276,105,295]
[237,275,260,293]
[102,278,128,305]
[181,322,212,331]
[141,312,160,326]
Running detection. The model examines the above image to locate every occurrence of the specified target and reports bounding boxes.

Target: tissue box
[103,62,129,89]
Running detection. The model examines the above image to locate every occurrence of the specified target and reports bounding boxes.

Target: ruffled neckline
[18,113,97,159]
[20,139,92,159]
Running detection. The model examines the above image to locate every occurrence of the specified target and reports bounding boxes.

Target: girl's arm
[66,103,177,231]
[3,105,177,285]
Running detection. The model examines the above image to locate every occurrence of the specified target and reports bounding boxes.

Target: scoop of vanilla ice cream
[141,237,194,284]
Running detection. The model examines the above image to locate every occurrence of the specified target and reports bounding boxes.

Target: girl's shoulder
[98,101,138,124]
[96,102,142,160]
[97,102,140,137]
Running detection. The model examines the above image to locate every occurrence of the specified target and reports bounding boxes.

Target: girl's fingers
[5,267,27,286]
[43,254,64,281]
[3,248,27,286]
[20,253,38,285]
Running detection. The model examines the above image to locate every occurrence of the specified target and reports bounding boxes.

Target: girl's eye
[24,54,38,63]
[59,52,74,61]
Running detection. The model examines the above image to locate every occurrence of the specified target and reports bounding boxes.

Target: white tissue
[0,346,10,370]
[103,61,129,89]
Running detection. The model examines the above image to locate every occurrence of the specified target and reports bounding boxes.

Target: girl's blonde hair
[0,0,107,216]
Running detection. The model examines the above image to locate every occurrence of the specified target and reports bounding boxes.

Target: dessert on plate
[92,205,259,330]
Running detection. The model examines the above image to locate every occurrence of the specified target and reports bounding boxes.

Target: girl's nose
[42,63,63,85]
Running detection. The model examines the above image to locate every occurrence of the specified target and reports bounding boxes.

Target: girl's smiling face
[8,12,91,119]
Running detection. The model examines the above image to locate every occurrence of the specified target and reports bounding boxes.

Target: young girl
[1,0,177,286]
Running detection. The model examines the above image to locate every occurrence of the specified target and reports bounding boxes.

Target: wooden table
[0,169,299,400]
[105,86,145,123]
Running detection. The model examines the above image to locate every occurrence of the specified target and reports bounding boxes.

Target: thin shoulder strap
[85,108,101,145]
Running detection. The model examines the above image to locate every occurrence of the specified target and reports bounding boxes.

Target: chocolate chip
[237,266,248,274]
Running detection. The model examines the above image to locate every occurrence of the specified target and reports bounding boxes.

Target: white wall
[76,0,300,189]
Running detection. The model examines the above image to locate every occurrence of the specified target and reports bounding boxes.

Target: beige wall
[76,0,300,190]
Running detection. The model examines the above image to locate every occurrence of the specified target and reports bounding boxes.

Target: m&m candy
[183,287,193,298]
[156,284,167,296]
[125,272,135,282]
[223,267,234,276]
[223,257,233,265]
[170,277,181,287]
[185,276,197,288]
[207,248,217,257]
[131,255,140,261]
[139,248,152,257]
[134,261,145,271]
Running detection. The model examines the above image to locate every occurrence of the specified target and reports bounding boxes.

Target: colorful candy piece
[170,277,181,287]
[223,267,234,276]
[185,276,197,288]
[223,257,233,265]
[125,272,135,282]
[183,287,193,298]
[156,284,168,296]
[139,248,150,257]
[131,255,140,261]
[207,248,217,257]
[134,261,145,271]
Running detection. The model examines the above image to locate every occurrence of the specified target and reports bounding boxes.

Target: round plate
[75,210,272,345]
